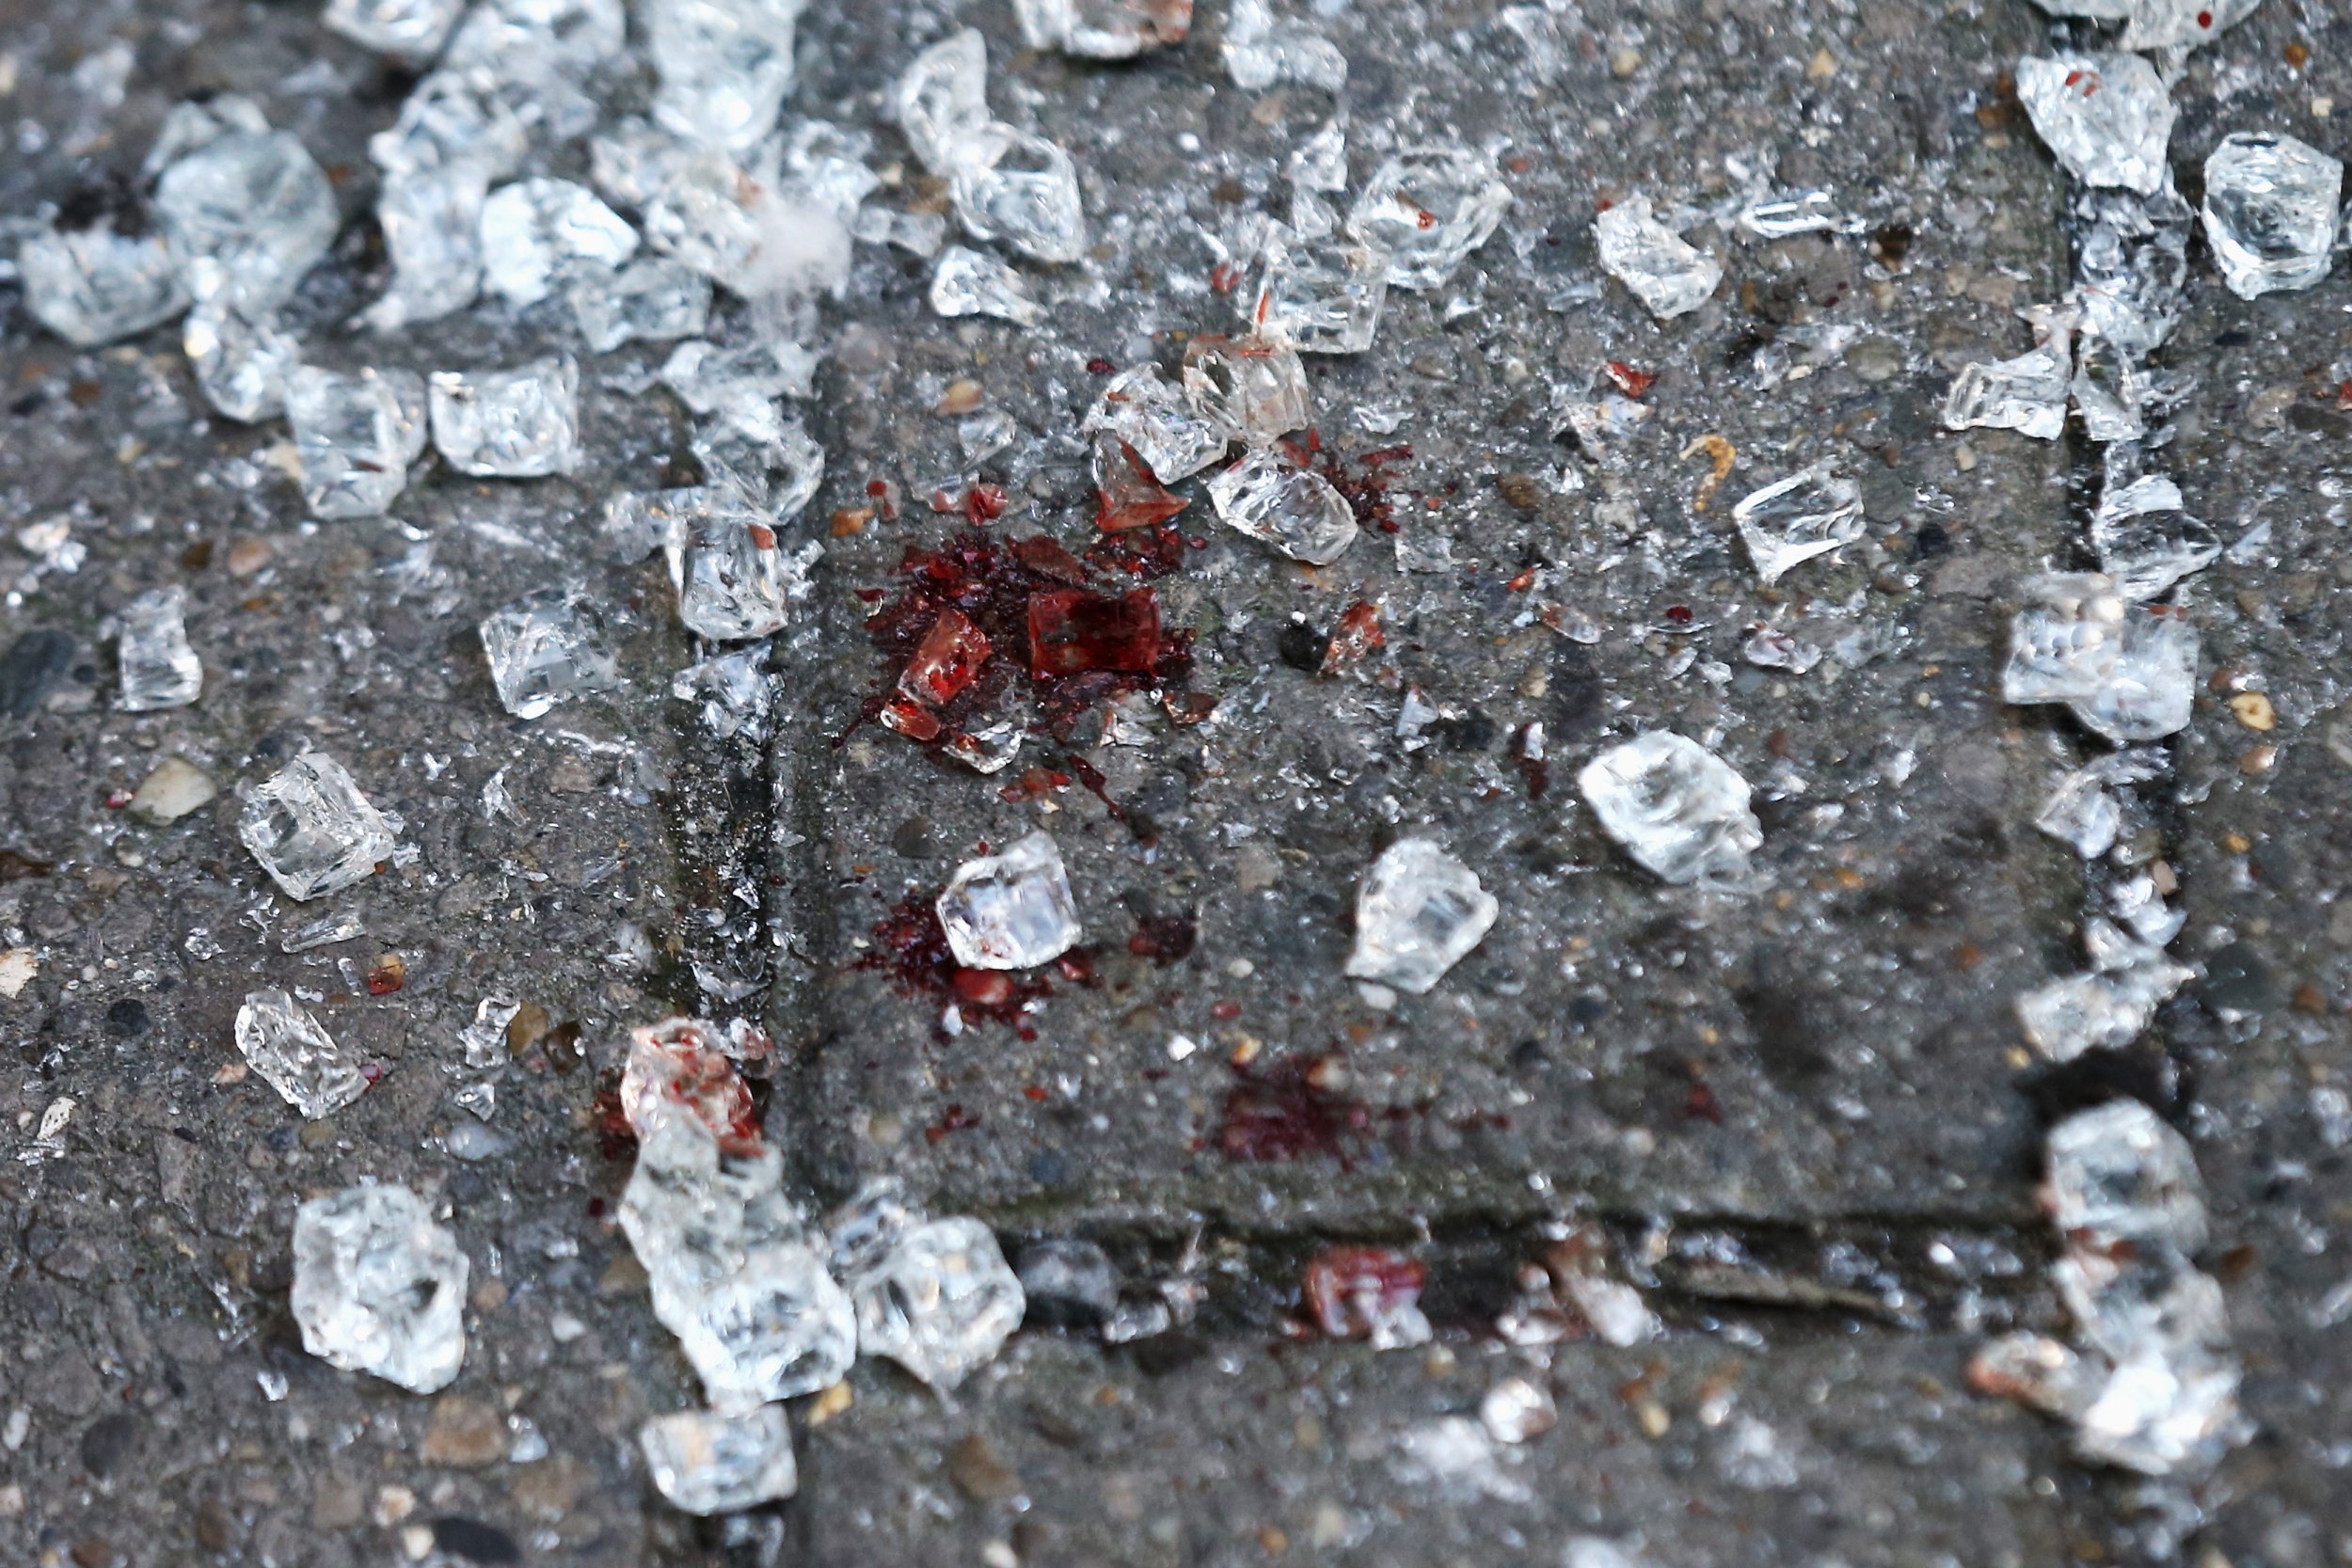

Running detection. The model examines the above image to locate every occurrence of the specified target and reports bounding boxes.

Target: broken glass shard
[1742,624,1821,674]
[2074,1335,2244,1476]
[1578,732,1763,888]
[1944,331,2073,441]
[366,169,489,331]
[1222,0,1347,92]
[1205,449,1359,565]
[667,505,808,641]
[661,338,818,416]
[2015,940,2194,1061]
[2072,607,2197,744]
[325,0,467,59]
[153,129,337,312]
[2200,132,2342,300]
[1345,148,1511,291]
[1739,189,1840,239]
[292,1183,468,1393]
[1480,1377,1558,1444]
[674,647,774,739]
[237,988,370,1119]
[1344,838,1498,995]
[1092,438,1187,531]
[571,256,713,351]
[2092,468,2218,600]
[453,1081,496,1120]
[443,0,627,78]
[239,751,400,901]
[620,1112,859,1408]
[183,301,299,423]
[2046,1100,2207,1253]
[646,0,803,152]
[286,366,430,518]
[1289,116,1347,194]
[930,245,1044,327]
[428,357,581,478]
[636,147,765,286]
[1184,334,1310,444]
[2118,0,2262,54]
[369,68,528,183]
[1084,365,1229,483]
[458,994,522,1069]
[118,586,202,711]
[2002,574,2128,706]
[937,832,1083,971]
[479,587,621,719]
[1595,196,1724,320]
[640,1406,799,1514]
[1252,234,1388,353]
[691,413,825,518]
[1731,467,1865,585]
[846,1215,1025,1390]
[478,178,638,307]
[18,219,186,348]
[948,126,1087,264]
[2072,184,2191,358]
[143,94,272,181]
[605,485,709,562]
[894,30,992,175]
[2015,55,2174,196]
[2036,770,2123,860]
[1015,0,1191,57]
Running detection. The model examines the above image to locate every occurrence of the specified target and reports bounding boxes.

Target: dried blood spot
[1027,587,1163,680]
[1218,1055,1370,1163]
[1128,911,1199,963]
[857,895,1054,1036]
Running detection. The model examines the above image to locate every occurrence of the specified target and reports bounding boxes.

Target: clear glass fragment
[667,505,816,641]
[153,129,338,312]
[238,751,400,901]
[366,168,489,332]
[2015,54,2175,196]
[1595,196,1723,320]
[1944,331,2072,441]
[428,357,582,478]
[18,221,187,348]
[1222,0,1347,92]
[237,988,371,1119]
[930,245,1044,327]
[459,995,522,1069]
[184,301,299,423]
[1183,333,1310,444]
[571,257,714,351]
[1084,365,1230,482]
[479,587,621,719]
[893,30,993,177]
[640,1406,799,1514]
[325,0,467,58]
[1577,732,1763,888]
[1731,467,1865,585]
[1344,838,1499,995]
[646,0,805,152]
[286,366,430,518]
[845,1215,1025,1391]
[292,1184,469,1393]
[673,647,775,739]
[2200,132,2342,300]
[117,586,202,712]
[478,177,639,306]
[1252,234,1388,353]
[1205,449,1359,565]
[936,832,1083,971]
[948,126,1087,265]
[2091,467,2217,600]
[1345,148,1511,291]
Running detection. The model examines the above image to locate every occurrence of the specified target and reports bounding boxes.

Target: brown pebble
[936,378,985,416]
[506,1002,550,1056]
[2230,691,2276,731]
[1496,473,1544,511]
[71,1539,116,1568]
[946,1433,1023,1501]
[227,537,274,577]
[421,1397,508,1468]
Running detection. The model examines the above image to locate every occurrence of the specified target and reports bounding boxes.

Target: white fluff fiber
[737,189,852,301]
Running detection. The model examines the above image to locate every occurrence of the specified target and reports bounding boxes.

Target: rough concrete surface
[2,0,2350,1563]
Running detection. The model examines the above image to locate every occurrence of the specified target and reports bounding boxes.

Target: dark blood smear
[1314,440,1415,536]
[855,894,1053,1038]
[1218,1057,1378,1164]
[590,1069,635,1160]
[1128,911,1199,962]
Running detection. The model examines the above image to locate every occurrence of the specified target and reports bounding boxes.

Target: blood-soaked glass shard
[879,697,945,742]
[1093,436,1188,532]
[1303,1244,1432,1348]
[898,607,992,706]
[1027,587,1163,680]
[1010,535,1090,584]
